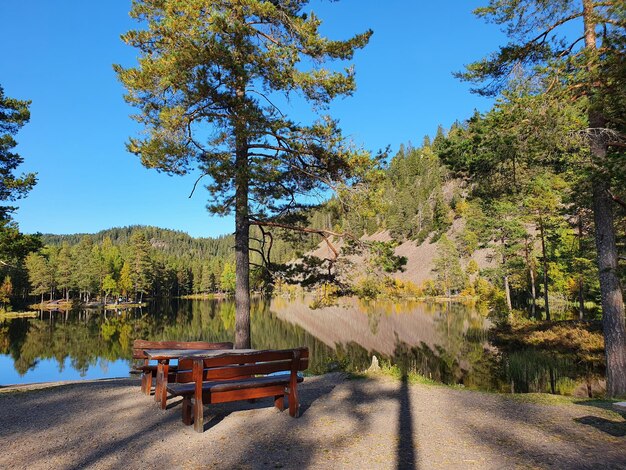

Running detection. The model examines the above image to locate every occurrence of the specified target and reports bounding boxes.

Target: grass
[349,362,625,418]
[351,362,446,387]
[502,393,625,419]
[492,317,604,364]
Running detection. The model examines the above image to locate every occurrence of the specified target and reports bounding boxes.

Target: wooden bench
[167,347,309,432]
[131,340,234,396]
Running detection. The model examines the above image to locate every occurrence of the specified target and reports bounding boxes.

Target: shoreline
[1,370,620,407]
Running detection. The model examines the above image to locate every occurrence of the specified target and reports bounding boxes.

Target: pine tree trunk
[504,275,512,311]
[502,237,512,311]
[539,217,550,321]
[525,237,537,318]
[592,174,626,397]
[232,13,251,350]
[234,131,251,349]
[583,0,626,397]
[529,268,537,318]
[578,213,585,320]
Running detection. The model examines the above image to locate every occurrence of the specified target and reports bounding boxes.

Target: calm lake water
[0,297,598,394]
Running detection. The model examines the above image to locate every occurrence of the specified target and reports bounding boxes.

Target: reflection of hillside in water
[2,299,492,386]
[270,297,487,357]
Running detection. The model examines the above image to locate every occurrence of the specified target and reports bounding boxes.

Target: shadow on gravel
[574,416,626,437]
[1,365,421,468]
[66,415,182,470]
[0,379,140,436]
[224,346,420,469]
[572,400,626,437]
[0,379,185,469]
[451,389,626,468]
[221,373,345,469]
[397,364,417,470]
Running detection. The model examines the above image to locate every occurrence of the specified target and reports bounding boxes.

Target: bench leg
[182,396,192,425]
[154,368,162,402]
[274,395,285,411]
[193,397,204,433]
[288,387,299,418]
[141,373,152,395]
[156,362,169,409]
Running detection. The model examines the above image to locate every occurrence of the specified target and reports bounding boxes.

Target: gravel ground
[1,373,625,470]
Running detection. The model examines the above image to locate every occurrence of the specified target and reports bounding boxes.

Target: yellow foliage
[310,283,339,308]
[565,277,580,297]
[454,199,470,217]
[466,259,479,275]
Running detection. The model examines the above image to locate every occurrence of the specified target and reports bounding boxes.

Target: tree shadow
[574,416,626,437]
[396,362,417,470]
[449,389,626,468]
[219,340,421,469]
[571,400,626,436]
[0,379,188,469]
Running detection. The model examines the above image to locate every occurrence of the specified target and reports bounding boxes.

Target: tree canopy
[0,85,36,222]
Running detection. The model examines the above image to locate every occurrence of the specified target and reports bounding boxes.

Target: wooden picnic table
[143,348,256,409]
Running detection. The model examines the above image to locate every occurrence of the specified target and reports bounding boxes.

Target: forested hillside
[28,228,231,303]
[18,126,622,322]
[23,225,305,303]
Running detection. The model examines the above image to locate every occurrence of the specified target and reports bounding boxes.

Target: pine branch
[249,218,364,260]
[607,189,626,210]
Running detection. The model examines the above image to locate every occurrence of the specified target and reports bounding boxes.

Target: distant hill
[42,225,234,262]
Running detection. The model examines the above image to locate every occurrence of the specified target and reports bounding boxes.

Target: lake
[0,297,598,394]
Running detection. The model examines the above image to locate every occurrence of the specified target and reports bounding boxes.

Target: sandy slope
[306,219,498,287]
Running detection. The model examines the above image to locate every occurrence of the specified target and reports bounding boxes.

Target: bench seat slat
[168,375,304,396]
[131,364,179,373]
[176,359,304,383]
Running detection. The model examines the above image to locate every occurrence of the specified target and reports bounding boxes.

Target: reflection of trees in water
[4,301,489,384]
[1,317,30,358]
[499,349,603,395]
[12,316,117,376]
[3,310,156,376]
[379,302,496,388]
[0,322,13,355]
[250,299,341,374]
[5,299,596,393]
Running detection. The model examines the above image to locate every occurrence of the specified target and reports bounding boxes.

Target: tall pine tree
[459,0,626,396]
[115,0,372,347]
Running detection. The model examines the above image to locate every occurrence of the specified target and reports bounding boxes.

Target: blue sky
[1,1,502,238]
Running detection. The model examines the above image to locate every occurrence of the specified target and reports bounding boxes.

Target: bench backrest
[132,340,234,360]
[176,347,309,383]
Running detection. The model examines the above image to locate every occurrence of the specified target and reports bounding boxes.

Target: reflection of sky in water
[0,356,130,386]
